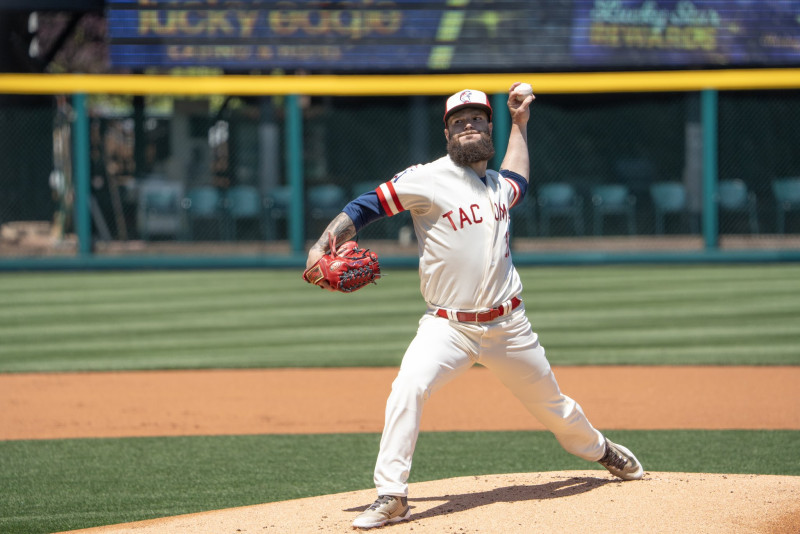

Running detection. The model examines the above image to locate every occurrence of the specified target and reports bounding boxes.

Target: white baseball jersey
[376,156,524,311]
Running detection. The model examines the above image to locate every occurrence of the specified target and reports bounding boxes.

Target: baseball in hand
[513,83,533,100]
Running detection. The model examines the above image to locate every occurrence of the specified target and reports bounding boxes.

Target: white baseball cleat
[598,438,644,480]
[352,495,411,529]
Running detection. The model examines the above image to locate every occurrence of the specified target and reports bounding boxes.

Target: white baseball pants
[373,306,606,497]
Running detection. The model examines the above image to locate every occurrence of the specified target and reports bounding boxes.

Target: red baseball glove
[303,234,381,293]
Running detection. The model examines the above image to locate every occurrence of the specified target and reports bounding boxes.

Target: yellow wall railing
[1,69,800,96]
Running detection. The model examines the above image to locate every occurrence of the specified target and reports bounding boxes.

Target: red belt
[435,297,522,323]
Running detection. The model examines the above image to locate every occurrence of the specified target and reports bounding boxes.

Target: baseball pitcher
[304,83,643,529]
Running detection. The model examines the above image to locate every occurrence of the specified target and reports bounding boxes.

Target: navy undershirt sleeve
[342,190,386,232]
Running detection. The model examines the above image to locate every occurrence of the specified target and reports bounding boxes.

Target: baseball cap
[443,89,492,124]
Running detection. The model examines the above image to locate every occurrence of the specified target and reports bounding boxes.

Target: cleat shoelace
[601,447,628,470]
[368,496,395,510]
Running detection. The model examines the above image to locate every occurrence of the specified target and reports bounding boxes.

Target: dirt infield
[3,366,800,440]
[2,366,799,533]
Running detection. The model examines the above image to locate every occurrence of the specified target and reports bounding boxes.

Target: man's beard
[447,131,495,167]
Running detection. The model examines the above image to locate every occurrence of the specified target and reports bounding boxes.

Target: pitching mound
[64,471,800,534]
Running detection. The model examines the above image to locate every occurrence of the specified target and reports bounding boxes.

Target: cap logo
[444,89,491,124]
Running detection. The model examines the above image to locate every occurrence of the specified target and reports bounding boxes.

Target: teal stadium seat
[718,179,759,234]
[137,178,183,241]
[650,181,697,235]
[591,184,637,235]
[308,185,347,236]
[225,185,265,240]
[183,186,223,240]
[772,177,800,234]
[537,182,584,236]
[264,186,292,240]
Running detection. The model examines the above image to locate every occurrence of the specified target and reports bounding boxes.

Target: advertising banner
[107,1,800,72]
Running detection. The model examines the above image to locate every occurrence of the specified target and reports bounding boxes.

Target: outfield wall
[1,71,800,270]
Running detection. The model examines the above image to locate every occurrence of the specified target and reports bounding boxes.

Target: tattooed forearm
[312,212,356,253]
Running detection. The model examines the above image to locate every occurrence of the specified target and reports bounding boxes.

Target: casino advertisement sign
[107,0,800,72]
[108,0,442,71]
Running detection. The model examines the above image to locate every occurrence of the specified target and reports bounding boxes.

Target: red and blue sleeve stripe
[377,181,405,216]
[499,169,528,208]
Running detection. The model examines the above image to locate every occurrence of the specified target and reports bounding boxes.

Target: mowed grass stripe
[7,337,792,371]
[534,306,800,334]
[533,292,799,320]
[1,322,415,354]
[0,270,419,301]
[0,275,422,322]
[0,270,282,291]
[540,322,798,345]
[546,343,800,366]
[2,315,794,354]
[519,264,800,287]
[0,284,353,314]
[0,298,424,336]
[528,280,798,308]
[1,264,795,293]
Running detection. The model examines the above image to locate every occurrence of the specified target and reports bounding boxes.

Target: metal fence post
[491,92,509,171]
[702,89,719,250]
[285,94,305,254]
[71,92,91,256]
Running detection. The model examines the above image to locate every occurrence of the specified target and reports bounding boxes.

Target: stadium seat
[183,186,223,240]
[591,184,637,235]
[718,179,759,234]
[537,182,584,236]
[650,182,697,235]
[308,184,347,236]
[225,185,265,240]
[772,177,800,234]
[137,178,183,241]
[264,186,292,240]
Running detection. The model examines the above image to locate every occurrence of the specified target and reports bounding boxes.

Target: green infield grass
[1,430,799,534]
[1,264,799,372]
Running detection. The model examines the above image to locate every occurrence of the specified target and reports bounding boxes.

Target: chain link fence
[1,89,799,261]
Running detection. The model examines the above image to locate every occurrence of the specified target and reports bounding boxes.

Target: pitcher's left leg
[480,311,606,461]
